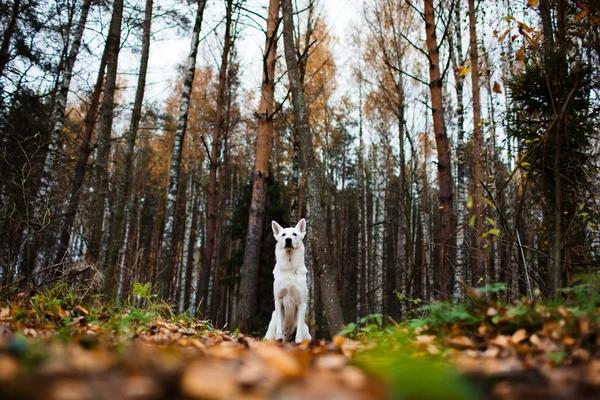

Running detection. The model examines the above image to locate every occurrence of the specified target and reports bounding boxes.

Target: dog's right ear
[271,221,283,237]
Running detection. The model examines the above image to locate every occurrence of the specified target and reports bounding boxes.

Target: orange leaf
[515,44,525,61]
[492,82,503,94]
[458,66,471,77]
[511,328,528,344]
[527,0,539,7]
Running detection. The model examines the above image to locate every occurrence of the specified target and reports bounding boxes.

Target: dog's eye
[293,233,297,236]
[282,233,286,237]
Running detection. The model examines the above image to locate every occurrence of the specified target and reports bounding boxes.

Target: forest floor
[0,283,600,400]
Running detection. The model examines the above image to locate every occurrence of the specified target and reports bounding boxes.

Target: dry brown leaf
[0,307,10,320]
[489,335,509,347]
[0,355,19,381]
[315,354,347,370]
[181,360,239,399]
[492,82,502,94]
[511,329,528,344]
[445,335,476,349]
[254,343,303,377]
[427,344,440,355]
[415,335,436,345]
[332,335,345,348]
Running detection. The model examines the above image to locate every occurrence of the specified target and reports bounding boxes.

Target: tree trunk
[35,0,91,218]
[451,0,467,298]
[54,39,109,265]
[236,0,279,332]
[157,0,207,299]
[198,0,234,314]
[422,0,455,300]
[468,0,485,286]
[0,0,21,79]
[87,0,124,266]
[281,0,344,336]
[106,0,153,297]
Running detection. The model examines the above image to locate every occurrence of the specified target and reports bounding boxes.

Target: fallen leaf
[492,82,502,94]
[511,329,528,344]
[527,0,539,7]
[444,335,476,349]
[415,335,436,345]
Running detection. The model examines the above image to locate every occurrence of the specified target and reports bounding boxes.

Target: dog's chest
[273,260,307,294]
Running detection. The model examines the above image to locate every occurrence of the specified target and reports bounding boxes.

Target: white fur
[265,219,312,343]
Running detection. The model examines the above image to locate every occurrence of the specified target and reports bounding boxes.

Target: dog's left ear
[295,218,306,238]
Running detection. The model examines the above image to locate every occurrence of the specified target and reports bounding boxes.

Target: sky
[114,0,362,110]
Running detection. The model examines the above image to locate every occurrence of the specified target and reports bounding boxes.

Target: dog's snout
[285,237,293,248]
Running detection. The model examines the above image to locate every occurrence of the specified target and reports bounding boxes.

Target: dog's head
[272,219,306,251]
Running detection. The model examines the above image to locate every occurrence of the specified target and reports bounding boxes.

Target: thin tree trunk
[451,0,467,298]
[236,0,279,332]
[157,0,207,299]
[35,0,91,217]
[281,0,344,336]
[0,0,21,79]
[468,0,485,286]
[423,0,455,300]
[54,42,109,265]
[106,0,153,296]
[198,0,234,313]
[87,0,124,267]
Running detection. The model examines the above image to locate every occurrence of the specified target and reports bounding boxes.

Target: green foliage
[338,313,384,338]
[410,302,480,330]
[353,329,480,400]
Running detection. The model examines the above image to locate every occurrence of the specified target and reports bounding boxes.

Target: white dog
[265,219,312,343]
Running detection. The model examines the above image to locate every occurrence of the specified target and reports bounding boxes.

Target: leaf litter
[1,284,600,400]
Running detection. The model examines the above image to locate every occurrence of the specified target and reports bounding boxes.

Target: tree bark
[87,0,124,266]
[468,0,485,286]
[35,0,91,218]
[423,0,455,300]
[106,0,153,297]
[198,0,234,314]
[54,38,109,265]
[235,0,279,332]
[281,0,344,336]
[157,0,207,299]
[0,0,21,79]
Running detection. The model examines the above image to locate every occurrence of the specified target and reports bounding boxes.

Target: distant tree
[236,0,280,333]
[281,0,344,337]
[157,0,208,299]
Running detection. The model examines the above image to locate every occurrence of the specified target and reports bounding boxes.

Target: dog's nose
[285,238,292,246]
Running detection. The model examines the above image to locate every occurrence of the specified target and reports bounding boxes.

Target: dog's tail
[277,286,301,336]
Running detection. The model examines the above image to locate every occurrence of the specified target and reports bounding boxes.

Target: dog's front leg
[274,299,284,340]
[295,302,308,343]
[265,311,276,340]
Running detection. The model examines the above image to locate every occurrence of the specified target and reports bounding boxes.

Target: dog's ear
[295,218,306,237]
[271,221,283,237]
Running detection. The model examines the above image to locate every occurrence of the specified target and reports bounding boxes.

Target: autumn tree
[236,0,280,332]
[157,0,208,299]
[281,0,344,336]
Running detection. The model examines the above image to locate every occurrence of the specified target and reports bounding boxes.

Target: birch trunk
[281,0,344,336]
[468,0,485,287]
[54,36,110,265]
[157,0,207,299]
[236,0,279,332]
[452,0,467,298]
[35,0,91,218]
[87,0,124,267]
[423,0,455,300]
[198,0,233,313]
[106,0,153,297]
